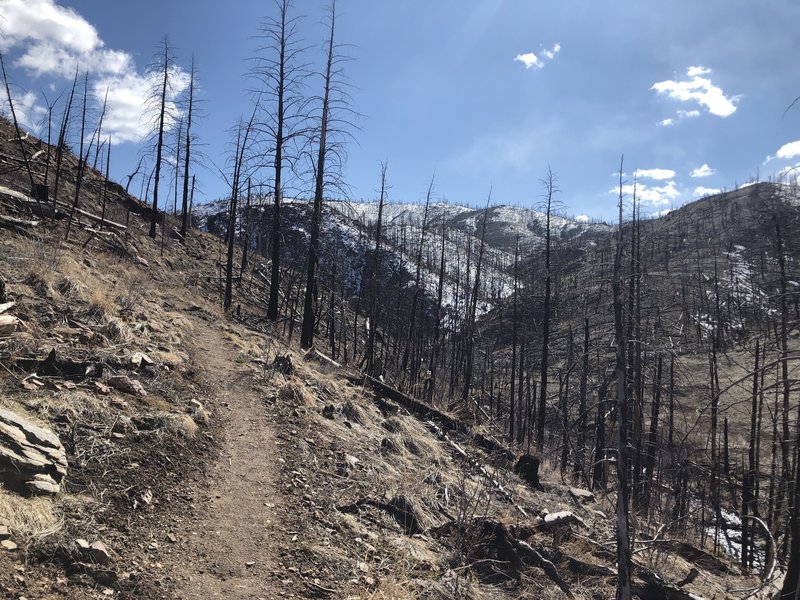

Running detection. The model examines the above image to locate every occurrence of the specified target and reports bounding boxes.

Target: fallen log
[0,214,39,234]
[304,346,341,369]
[0,301,16,315]
[432,517,573,596]
[425,419,528,518]
[353,374,516,463]
[12,349,103,379]
[632,564,708,600]
[54,199,127,231]
[337,495,424,535]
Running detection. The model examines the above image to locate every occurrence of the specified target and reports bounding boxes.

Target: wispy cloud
[514,43,560,70]
[634,168,675,180]
[0,89,48,131]
[651,66,738,118]
[0,0,187,143]
[690,164,715,178]
[658,118,674,127]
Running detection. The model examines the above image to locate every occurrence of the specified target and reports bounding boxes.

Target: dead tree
[537,168,558,451]
[509,236,520,444]
[365,161,388,376]
[400,176,433,382]
[147,36,176,239]
[613,158,632,600]
[91,87,109,171]
[251,0,309,322]
[300,0,336,348]
[52,68,78,212]
[64,73,90,241]
[461,196,490,407]
[0,49,37,202]
[429,216,447,401]
[224,108,258,310]
[180,57,196,240]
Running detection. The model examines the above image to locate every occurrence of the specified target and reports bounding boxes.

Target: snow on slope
[194,196,609,318]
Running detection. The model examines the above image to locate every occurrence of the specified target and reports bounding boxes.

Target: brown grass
[0,487,63,543]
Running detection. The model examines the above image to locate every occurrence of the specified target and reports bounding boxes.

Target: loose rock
[1,539,18,551]
[107,375,147,397]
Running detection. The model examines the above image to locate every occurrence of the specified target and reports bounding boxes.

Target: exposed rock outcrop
[0,407,67,496]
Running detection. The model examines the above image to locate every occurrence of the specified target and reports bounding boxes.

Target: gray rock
[569,487,596,503]
[0,407,67,496]
[1,539,18,551]
[107,375,147,397]
[541,510,587,530]
[89,541,111,565]
[26,473,60,496]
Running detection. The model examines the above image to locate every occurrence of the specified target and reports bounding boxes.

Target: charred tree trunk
[180,57,196,240]
[613,159,632,600]
[537,169,556,452]
[300,2,337,349]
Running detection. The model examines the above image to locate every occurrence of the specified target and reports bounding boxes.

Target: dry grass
[0,487,63,543]
[152,349,186,368]
[162,413,199,438]
[14,391,112,425]
[279,381,317,407]
[100,314,132,343]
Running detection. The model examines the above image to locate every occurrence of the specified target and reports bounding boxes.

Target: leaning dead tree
[0,49,37,204]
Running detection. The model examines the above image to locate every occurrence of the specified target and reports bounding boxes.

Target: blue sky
[1,0,799,220]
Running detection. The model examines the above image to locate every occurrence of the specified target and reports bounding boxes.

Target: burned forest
[1,1,800,599]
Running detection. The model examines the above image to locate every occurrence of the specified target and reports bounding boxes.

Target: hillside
[0,114,796,600]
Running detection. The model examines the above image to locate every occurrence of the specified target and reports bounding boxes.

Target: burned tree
[300,0,352,349]
[251,0,309,322]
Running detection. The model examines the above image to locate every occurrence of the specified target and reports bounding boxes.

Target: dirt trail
[171,320,284,600]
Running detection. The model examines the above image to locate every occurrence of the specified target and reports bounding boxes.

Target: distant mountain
[195,197,610,318]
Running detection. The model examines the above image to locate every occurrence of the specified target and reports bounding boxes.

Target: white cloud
[0,0,187,144]
[651,66,738,117]
[610,180,680,207]
[687,65,711,77]
[542,43,561,60]
[634,168,675,180]
[658,118,674,127]
[775,140,800,160]
[0,0,100,55]
[575,214,589,223]
[514,52,542,69]
[677,109,701,119]
[515,43,560,70]
[690,164,716,178]
[694,186,721,197]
